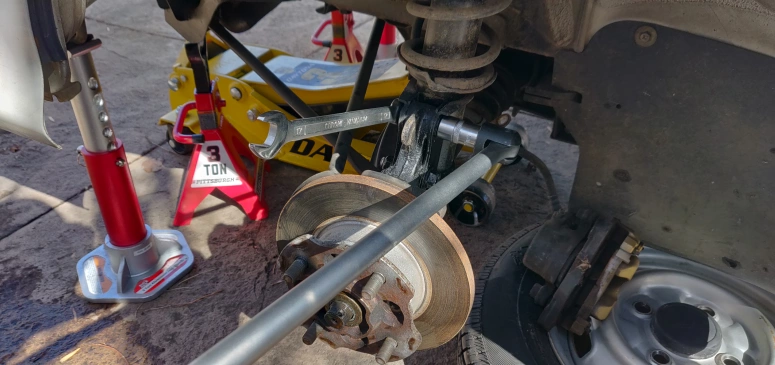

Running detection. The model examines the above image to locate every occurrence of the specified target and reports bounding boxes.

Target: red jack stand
[311,10,364,64]
[377,23,398,59]
[171,44,268,227]
[71,39,194,302]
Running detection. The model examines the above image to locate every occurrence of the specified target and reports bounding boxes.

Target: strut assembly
[400,0,509,95]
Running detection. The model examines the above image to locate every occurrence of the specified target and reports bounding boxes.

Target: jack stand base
[76,225,195,303]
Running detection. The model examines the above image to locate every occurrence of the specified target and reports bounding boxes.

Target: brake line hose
[518,148,562,212]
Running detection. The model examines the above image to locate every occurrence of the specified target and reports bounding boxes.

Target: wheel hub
[550,248,775,365]
[651,303,722,358]
[275,172,474,362]
[313,217,431,315]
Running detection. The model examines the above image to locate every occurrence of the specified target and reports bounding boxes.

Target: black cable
[331,18,386,173]
[518,148,562,212]
[209,22,374,172]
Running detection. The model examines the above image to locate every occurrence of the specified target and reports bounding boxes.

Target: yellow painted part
[205,32,228,51]
[161,40,405,174]
[172,33,282,71]
[482,163,502,183]
[159,109,201,133]
[615,256,640,280]
[592,296,617,320]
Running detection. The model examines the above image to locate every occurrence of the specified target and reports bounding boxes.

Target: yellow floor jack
[158,33,516,226]
[159,33,407,174]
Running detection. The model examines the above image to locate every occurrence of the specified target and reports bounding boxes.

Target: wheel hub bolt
[375,337,397,365]
[361,272,385,300]
[282,258,307,286]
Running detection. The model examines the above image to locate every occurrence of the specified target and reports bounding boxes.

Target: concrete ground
[0,1,578,364]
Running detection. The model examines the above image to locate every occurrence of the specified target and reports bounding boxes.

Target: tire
[459,224,563,365]
[166,124,194,155]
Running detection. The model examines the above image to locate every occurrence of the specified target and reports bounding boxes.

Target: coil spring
[398,0,510,94]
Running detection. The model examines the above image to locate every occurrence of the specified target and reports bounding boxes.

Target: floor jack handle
[311,19,333,47]
[172,101,203,145]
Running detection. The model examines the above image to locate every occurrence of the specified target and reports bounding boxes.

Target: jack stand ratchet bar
[190,143,519,365]
[209,22,374,172]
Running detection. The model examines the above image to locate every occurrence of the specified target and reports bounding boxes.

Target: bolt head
[230,87,243,100]
[102,128,114,138]
[635,26,657,47]
[167,77,180,91]
[93,94,104,107]
[115,159,125,167]
[99,112,109,123]
[107,142,117,151]
[247,109,258,121]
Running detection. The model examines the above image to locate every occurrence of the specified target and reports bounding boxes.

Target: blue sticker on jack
[275,59,399,88]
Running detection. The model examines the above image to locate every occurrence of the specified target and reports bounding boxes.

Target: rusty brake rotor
[276,172,474,351]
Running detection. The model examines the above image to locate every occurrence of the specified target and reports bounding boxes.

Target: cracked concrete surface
[0,1,578,364]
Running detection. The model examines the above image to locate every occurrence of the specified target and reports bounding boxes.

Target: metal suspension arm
[190,143,519,365]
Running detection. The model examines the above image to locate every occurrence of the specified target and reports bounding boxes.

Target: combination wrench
[249,103,520,160]
[249,106,396,159]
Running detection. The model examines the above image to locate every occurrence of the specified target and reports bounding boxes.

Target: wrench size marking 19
[290,109,393,139]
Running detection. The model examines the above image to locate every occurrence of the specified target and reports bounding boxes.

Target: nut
[230,87,243,101]
[635,26,657,47]
[247,108,258,121]
[167,77,180,91]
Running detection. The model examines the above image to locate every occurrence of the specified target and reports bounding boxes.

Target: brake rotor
[276,173,474,350]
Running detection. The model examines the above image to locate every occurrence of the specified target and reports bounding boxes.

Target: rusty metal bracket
[524,211,643,334]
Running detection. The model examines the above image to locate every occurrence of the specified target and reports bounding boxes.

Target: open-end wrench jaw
[249,111,290,159]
